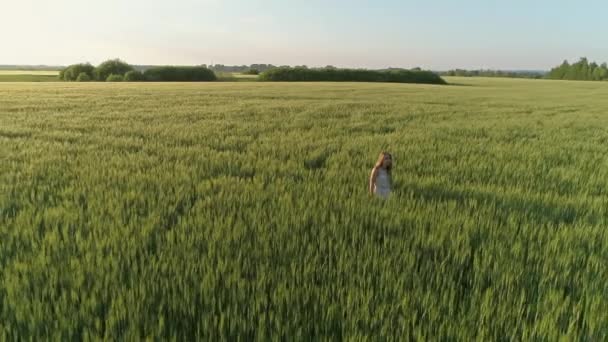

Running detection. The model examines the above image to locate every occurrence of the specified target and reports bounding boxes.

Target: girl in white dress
[369,152,393,199]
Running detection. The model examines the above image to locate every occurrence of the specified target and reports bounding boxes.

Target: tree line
[547,57,608,81]
[59,57,608,83]
[59,59,216,82]
[206,64,277,73]
[259,67,446,84]
[438,58,608,82]
[59,59,446,84]
[440,69,545,79]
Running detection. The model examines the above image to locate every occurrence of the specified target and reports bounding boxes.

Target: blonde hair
[373,151,392,174]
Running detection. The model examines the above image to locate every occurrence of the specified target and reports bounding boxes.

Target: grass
[0,70,59,82]
[0,75,60,82]
[1,78,607,339]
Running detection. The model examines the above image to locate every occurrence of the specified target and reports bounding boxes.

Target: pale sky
[3,0,607,70]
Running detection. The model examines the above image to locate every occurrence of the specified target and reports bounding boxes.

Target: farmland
[1,78,607,339]
[0,70,59,82]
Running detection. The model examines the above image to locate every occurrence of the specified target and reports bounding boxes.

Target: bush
[106,74,124,82]
[243,69,259,75]
[60,63,95,81]
[124,70,145,82]
[259,67,447,85]
[76,73,91,82]
[95,59,133,81]
[143,66,217,82]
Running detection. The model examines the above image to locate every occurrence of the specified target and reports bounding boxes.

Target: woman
[369,152,393,199]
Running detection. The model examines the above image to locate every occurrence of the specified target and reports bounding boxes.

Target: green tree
[106,74,124,82]
[60,63,95,81]
[578,57,589,80]
[547,58,608,81]
[124,70,145,82]
[76,72,91,82]
[599,63,608,80]
[589,62,598,80]
[95,59,133,81]
[548,60,569,79]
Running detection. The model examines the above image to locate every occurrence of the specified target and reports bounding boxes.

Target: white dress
[374,168,391,199]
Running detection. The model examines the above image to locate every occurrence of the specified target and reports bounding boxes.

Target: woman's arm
[369,168,378,195]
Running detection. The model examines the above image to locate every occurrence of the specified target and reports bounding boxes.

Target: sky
[2,0,607,70]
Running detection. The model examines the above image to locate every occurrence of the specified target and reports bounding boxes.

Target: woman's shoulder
[371,167,388,176]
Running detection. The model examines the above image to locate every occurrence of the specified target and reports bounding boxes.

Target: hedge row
[259,67,446,84]
[143,66,216,82]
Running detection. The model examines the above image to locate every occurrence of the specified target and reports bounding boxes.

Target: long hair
[373,151,392,174]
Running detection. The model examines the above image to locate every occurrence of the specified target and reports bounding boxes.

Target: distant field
[0,71,253,82]
[0,70,59,75]
[0,70,59,82]
[1,78,607,339]
[214,72,259,81]
[234,73,259,79]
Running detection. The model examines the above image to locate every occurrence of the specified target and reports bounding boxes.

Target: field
[0,70,60,75]
[1,78,607,339]
[0,70,59,82]
[214,72,260,82]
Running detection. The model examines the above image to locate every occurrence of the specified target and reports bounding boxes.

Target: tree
[589,62,598,80]
[106,74,124,82]
[548,60,570,79]
[76,72,91,82]
[592,67,603,81]
[547,57,608,81]
[60,63,95,81]
[578,58,589,80]
[566,61,578,79]
[94,59,133,81]
[599,63,608,80]
[124,70,145,81]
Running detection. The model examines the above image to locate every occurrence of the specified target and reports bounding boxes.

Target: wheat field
[1,78,607,339]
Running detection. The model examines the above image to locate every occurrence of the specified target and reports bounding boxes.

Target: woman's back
[374,168,391,198]
[369,151,393,199]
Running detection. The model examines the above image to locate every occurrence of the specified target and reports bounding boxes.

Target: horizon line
[0,63,550,72]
